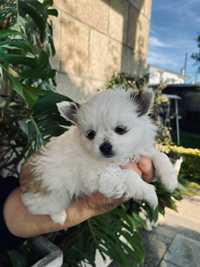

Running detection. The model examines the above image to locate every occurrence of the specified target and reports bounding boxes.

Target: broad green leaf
[0,49,37,67]
[23,88,39,107]
[9,76,25,99]
[9,76,47,107]
[0,29,21,40]
[20,50,55,80]
[23,86,48,107]
[19,0,48,41]
[0,39,33,52]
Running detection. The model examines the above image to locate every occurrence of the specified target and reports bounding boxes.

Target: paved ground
[142,194,200,267]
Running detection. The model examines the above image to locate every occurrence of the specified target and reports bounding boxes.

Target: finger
[137,156,154,182]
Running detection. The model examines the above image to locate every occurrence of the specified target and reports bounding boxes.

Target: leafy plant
[1,2,183,267]
[55,207,146,267]
[192,35,200,72]
[151,82,172,145]
[0,0,70,177]
[106,72,149,91]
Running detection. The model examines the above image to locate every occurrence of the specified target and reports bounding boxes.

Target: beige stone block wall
[52,0,152,102]
[60,15,89,76]
[109,0,129,44]
[89,30,109,80]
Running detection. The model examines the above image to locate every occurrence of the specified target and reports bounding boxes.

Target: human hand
[121,156,154,182]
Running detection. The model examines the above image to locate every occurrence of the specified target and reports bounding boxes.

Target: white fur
[21,89,178,224]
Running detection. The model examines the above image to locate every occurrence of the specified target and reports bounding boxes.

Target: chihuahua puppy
[20,89,178,224]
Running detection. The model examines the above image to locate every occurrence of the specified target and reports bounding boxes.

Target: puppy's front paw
[163,173,178,193]
[50,210,67,225]
[99,178,126,199]
[159,168,178,193]
[99,167,126,199]
[152,151,178,193]
[143,184,158,209]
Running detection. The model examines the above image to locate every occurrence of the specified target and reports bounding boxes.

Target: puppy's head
[57,89,154,163]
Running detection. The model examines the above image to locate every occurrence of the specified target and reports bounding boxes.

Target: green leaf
[0,39,33,52]
[33,91,72,114]
[23,88,39,107]
[0,29,21,40]
[20,50,55,80]
[19,0,48,41]
[9,76,25,99]
[0,49,37,67]
[24,86,48,107]
[121,231,144,263]
[9,76,47,107]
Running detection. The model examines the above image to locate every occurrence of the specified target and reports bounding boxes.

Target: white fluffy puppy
[20,89,178,224]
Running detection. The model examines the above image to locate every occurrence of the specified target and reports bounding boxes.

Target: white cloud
[147,50,178,70]
[149,36,171,48]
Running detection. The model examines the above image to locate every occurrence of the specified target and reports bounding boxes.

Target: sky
[148,0,200,83]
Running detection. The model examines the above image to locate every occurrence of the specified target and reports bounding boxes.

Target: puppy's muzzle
[99,142,114,158]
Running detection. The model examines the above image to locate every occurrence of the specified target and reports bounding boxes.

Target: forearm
[4,188,88,238]
[4,189,119,238]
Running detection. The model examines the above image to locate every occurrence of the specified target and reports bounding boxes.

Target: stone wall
[52,0,152,101]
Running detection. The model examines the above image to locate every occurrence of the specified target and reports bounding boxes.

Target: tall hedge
[158,145,200,182]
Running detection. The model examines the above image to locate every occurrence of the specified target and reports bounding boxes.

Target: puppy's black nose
[99,142,113,157]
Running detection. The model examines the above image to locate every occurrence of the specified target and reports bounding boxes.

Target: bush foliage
[159,145,200,182]
[192,35,200,72]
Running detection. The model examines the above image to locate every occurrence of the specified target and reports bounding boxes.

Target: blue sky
[148,0,200,83]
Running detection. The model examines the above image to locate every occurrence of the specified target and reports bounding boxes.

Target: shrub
[158,145,200,182]
[0,0,71,177]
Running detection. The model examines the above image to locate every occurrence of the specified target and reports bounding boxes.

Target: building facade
[53,0,152,101]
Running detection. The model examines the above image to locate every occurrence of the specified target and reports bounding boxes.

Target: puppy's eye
[86,130,96,140]
[115,126,128,135]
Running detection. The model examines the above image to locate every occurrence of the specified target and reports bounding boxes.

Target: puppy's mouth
[102,153,115,158]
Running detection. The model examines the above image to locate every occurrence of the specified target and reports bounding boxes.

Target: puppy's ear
[130,89,154,116]
[56,101,80,124]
